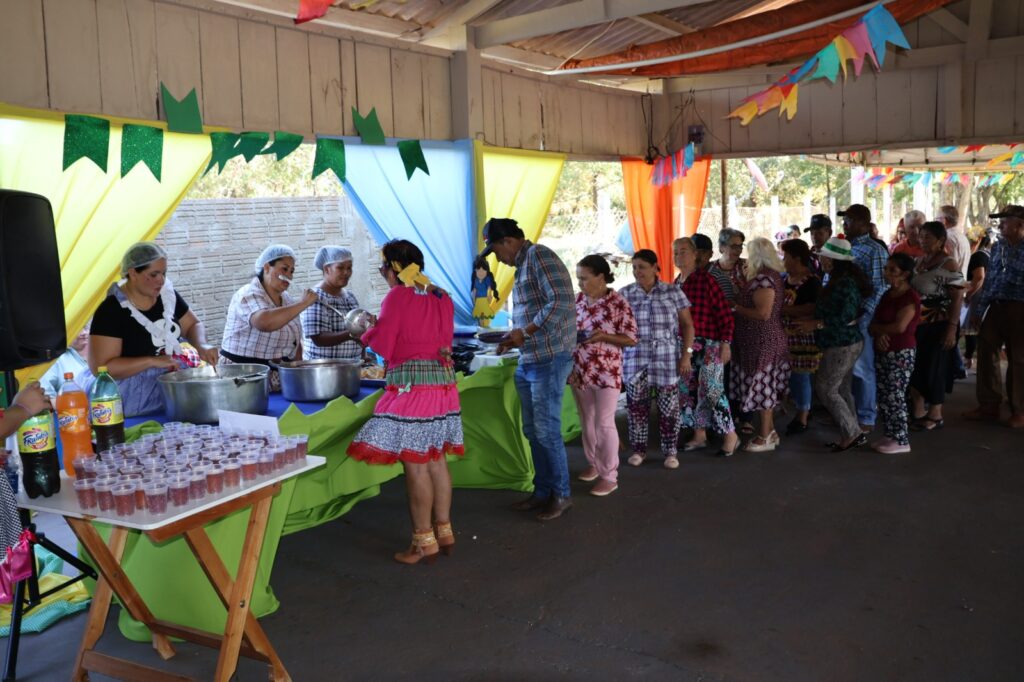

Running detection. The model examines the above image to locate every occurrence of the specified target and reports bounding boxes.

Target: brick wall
[156,196,389,341]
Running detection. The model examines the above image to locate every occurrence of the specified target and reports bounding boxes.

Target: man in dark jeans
[486,218,577,521]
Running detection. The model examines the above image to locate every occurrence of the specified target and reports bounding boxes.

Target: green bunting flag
[161,84,204,134]
[63,114,110,172]
[120,124,163,180]
[205,132,241,175]
[237,131,271,161]
[397,139,429,179]
[260,131,304,161]
[353,107,386,145]
[312,138,345,182]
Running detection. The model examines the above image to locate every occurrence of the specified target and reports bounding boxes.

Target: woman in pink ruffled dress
[347,240,464,565]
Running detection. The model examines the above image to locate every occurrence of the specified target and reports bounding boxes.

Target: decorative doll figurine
[472,256,500,328]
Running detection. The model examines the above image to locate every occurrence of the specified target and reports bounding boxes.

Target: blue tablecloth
[125,386,382,429]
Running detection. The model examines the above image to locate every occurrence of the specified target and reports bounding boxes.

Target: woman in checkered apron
[220,244,319,391]
[620,250,695,470]
[347,240,464,565]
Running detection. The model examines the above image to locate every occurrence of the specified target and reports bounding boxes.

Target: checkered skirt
[347,360,464,465]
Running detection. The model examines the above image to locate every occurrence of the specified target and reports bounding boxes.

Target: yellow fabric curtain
[474,141,566,304]
[0,103,211,382]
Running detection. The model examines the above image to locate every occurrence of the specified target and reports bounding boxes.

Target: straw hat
[820,235,854,261]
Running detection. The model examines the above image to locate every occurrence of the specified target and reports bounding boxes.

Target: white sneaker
[663,456,679,469]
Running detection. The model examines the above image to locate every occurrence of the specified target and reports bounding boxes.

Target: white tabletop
[16,455,325,532]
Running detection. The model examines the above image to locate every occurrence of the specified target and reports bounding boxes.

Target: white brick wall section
[156,196,385,341]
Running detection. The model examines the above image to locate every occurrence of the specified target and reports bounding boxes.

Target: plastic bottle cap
[64,372,73,379]
[98,366,108,373]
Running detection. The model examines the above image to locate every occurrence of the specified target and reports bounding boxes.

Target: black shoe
[829,433,868,453]
[785,419,809,435]
[511,494,548,512]
[537,496,572,522]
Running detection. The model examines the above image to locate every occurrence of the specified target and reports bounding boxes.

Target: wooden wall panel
[309,35,343,136]
[841,75,878,146]
[0,0,48,108]
[500,73,524,149]
[707,90,732,155]
[391,51,426,139]
[874,71,913,144]
[539,83,561,153]
[275,28,313,135]
[238,22,279,131]
[198,12,242,129]
[354,42,394,137]
[1015,55,1024,135]
[808,81,843,149]
[97,0,145,118]
[580,89,607,155]
[339,40,358,136]
[747,91,780,153]
[481,68,503,146]
[974,57,1016,137]
[909,67,938,141]
[123,0,159,120]
[154,3,202,116]
[423,55,452,140]
[727,88,751,152]
[44,0,103,113]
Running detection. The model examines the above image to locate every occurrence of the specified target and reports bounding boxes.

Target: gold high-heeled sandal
[434,521,454,556]
[394,529,439,565]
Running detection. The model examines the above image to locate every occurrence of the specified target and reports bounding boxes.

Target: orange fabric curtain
[621,156,711,282]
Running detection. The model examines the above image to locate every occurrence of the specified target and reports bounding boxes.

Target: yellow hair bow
[393,262,432,289]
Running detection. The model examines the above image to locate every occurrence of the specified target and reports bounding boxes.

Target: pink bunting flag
[294,0,333,24]
[841,22,879,75]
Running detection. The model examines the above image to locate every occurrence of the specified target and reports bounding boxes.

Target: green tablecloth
[86,362,580,641]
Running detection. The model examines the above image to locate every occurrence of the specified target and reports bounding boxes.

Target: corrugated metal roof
[334,0,791,61]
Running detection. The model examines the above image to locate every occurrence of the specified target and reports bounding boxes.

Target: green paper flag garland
[260,131,304,161]
[59,92,426,184]
[205,132,242,175]
[312,138,346,182]
[161,84,204,134]
[61,115,110,171]
[63,114,110,171]
[121,124,163,180]
[237,132,271,161]
[397,139,429,179]
[353,107,386,145]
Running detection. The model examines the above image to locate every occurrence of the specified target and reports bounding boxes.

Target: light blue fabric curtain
[331,137,476,325]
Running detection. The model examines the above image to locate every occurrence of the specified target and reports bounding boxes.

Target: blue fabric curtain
[332,137,476,325]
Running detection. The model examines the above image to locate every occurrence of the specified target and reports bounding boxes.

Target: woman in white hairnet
[221,244,318,391]
[87,242,220,416]
[300,246,364,361]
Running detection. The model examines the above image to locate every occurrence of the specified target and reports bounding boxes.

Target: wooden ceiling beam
[630,13,697,37]
[416,0,505,48]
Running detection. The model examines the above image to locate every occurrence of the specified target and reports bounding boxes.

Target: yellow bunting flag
[987,151,1015,167]
[728,101,759,126]
[779,85,799,120]
[833,35,859,79]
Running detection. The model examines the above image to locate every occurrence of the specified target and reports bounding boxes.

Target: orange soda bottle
[56,372,93,475]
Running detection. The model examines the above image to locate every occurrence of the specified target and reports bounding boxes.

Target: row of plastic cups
[73,461,247,516]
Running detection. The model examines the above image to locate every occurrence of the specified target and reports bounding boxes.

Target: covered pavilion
[1,0,1023,679]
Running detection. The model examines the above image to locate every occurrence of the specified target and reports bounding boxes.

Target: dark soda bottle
[16,410,61,499]
[89,366,125,455]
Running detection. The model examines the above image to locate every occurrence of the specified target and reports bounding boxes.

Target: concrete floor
[8,375,1024,681]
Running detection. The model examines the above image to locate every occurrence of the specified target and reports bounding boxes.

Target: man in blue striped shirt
[487,218,577,521]
[839,204,889,432]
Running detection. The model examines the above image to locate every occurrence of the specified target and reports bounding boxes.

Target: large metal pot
[274,359,361,401]
[157,364,269,424]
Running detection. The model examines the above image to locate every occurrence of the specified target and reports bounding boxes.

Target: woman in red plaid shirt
[673,237,740,457]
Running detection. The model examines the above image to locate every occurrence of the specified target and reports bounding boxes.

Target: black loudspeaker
[0,190,66,370]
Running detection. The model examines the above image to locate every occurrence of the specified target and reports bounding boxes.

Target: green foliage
[550,161,625,215]
[187,143,343,199]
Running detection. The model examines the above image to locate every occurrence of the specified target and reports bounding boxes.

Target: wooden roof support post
[451,25,485,141]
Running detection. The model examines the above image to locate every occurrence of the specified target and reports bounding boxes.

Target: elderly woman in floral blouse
[621,250,695,470]
[569,255,637,496]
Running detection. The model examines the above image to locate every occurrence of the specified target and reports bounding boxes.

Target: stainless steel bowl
[274,359,361,402]
[157,364,270,424]
[343,308,374,336]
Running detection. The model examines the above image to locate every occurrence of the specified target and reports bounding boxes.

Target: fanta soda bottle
[56,372,93,474]
[17,410,60,498]
[89,367,125,454]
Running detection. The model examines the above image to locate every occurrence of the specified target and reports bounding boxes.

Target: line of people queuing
[483,204,1024,526]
